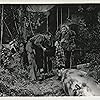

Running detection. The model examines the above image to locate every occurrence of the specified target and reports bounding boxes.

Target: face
[61,27,67,33]
[45,34,51,40]
[20,43,24,53]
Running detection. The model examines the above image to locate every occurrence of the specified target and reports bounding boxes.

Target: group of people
[2,22,76,82]
[25,32,55,81]
[25,23,76,81]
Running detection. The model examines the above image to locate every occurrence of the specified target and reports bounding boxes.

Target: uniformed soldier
[60,24,76,69]
[31,32,52,75]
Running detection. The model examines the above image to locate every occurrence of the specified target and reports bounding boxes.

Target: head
[44,32,52,40]
[60,24,69,34]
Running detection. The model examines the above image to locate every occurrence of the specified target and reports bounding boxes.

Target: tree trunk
[1,5,3,46]
[0,5,3,68]
[18,5,22,43]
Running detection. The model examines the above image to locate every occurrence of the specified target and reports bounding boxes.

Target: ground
[0,68,66,96]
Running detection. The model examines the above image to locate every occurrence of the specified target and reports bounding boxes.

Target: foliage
[1,5,100,96]
[2,5,48,43]
[69,6,100,81]
[1,45,66,96]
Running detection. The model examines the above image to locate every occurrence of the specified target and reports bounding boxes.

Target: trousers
[64,50,71,69]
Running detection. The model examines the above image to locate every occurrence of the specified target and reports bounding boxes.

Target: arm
[61,38,66,43]
[34,35,46,51]
[55,31,61,41]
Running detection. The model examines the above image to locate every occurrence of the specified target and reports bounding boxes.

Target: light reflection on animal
[57,68,100,96]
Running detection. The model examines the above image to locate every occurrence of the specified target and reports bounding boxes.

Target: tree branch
[3,20,13,39]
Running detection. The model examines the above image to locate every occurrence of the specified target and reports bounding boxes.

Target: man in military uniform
[31,32,52,76]
[60,24,76,69]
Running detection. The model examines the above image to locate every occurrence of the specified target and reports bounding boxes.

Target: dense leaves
[0,66,66,96]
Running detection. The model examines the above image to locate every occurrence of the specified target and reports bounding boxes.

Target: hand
[61,38,66,43]
[43,48,46,51]
[55,41,58,47]
[33,49,36,55]
[40,68,44,73]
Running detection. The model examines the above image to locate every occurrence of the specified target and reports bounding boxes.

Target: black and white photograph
[0,3,100,97]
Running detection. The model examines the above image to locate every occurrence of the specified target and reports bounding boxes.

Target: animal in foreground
[57,68,100,96]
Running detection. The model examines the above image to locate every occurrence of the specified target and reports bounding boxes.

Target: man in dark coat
[30,32,52,76]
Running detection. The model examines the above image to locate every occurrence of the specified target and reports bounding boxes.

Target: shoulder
[30,34,43,41]
[35,34,44,39]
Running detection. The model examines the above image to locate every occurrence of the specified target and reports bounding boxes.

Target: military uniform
[60,29,76,69]
[30,33,52,74]
[34,34,52,73]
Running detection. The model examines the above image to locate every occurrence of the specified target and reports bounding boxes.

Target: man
[60,24,76,69]
[44,33,56,75]
[31,32,52,77]
[26,38,37,81]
